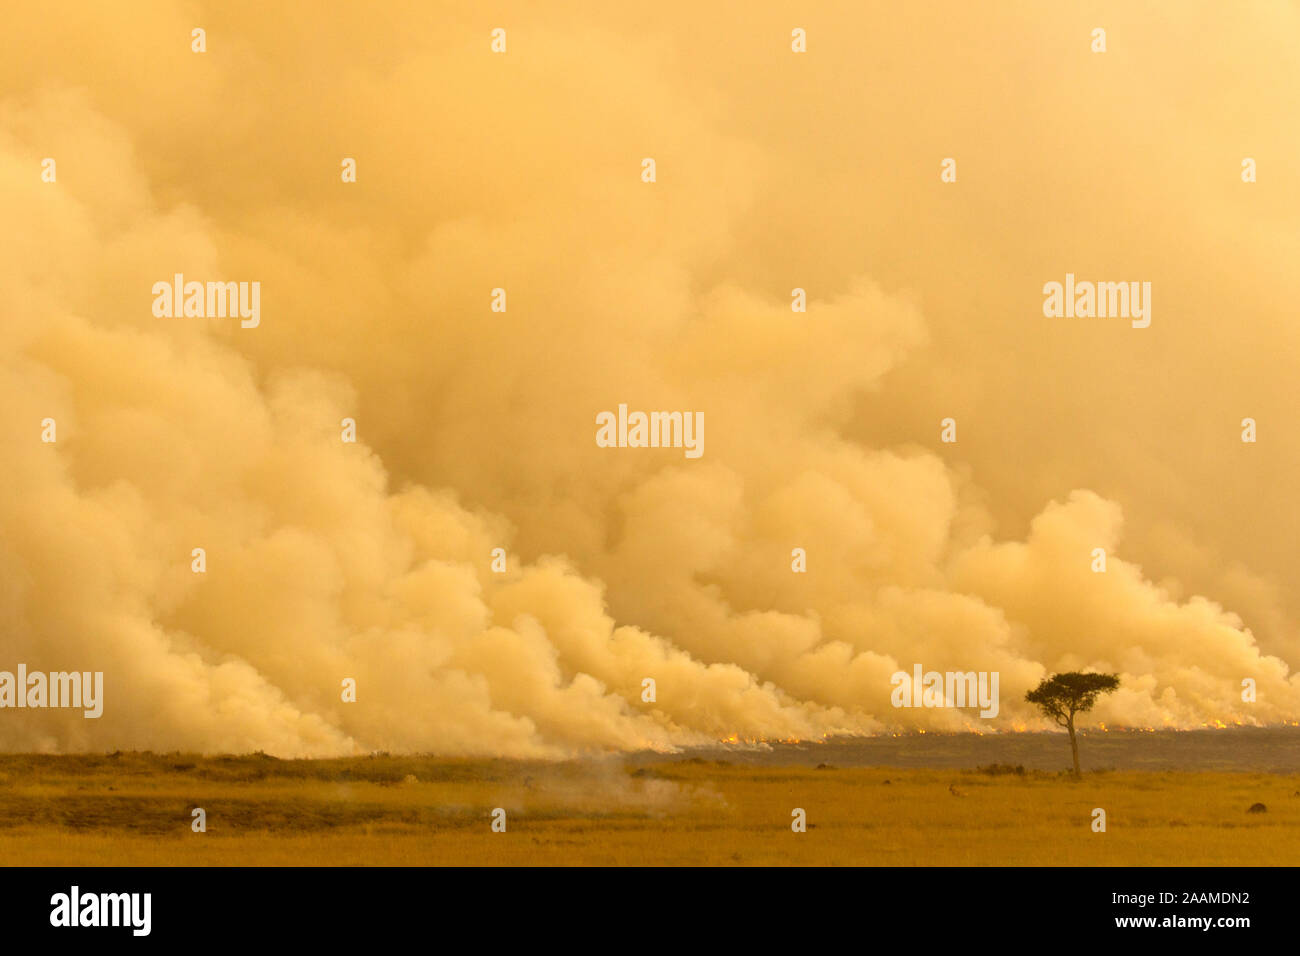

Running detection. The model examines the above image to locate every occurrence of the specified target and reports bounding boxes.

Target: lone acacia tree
[1025,672,1120,778]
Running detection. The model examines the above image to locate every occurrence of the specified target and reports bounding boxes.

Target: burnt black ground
[635,726,1300,772]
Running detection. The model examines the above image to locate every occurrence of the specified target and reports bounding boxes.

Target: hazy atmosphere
[3,1,1299,757]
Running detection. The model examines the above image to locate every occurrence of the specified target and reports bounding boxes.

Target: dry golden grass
[0,753,1296,865]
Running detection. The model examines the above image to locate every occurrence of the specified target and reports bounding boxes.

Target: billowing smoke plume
[2,2,1297,756]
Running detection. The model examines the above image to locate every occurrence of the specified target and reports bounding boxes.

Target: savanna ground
[0,749,1296,865]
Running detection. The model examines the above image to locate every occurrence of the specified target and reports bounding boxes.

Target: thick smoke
[1,2,1297,756]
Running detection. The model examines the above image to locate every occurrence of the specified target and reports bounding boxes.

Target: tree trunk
[1067,715,1080,778]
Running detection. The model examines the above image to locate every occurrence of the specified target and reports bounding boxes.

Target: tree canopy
[1025,672,1120,726]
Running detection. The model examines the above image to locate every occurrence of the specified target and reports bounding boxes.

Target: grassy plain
[0,752,1295,865]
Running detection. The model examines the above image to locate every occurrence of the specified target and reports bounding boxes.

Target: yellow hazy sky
[2,1,1298,755]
